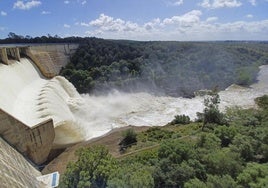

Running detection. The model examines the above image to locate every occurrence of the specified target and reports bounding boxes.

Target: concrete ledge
[0,108,55,165]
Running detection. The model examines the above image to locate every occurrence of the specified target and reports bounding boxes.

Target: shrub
[59,146,117,188]
[119,129,137,152]
[141,127,174,142]
[170,114,191,125]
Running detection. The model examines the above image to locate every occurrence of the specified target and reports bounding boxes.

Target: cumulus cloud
[144,18,161,30]
[64,24,71,28]
[41,11,50,15]
[163,10,202,27]
[80,22,90,27]
[199,0,242,9]
[246,14,253,18]
[13,0,42,10]
[89,14,139,32]
[64,1,70,4]
[248,0,256,5]
[81,10,268,41]
[1,11,7,16]
[206,17,218,22]
[80,0,87,5]
[173,0,184,6]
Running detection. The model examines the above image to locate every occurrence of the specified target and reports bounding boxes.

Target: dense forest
[60,94,268,188]
[60,38,268,97]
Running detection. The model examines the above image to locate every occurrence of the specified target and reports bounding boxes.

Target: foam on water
[1,58,268,147]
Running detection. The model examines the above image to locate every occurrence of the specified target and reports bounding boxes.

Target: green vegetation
[60,95,268,188]
[201,92,226,130]
[60,145,117,188]
[60,38,268,97]
[119,129,137,153]
[170,114,191,125]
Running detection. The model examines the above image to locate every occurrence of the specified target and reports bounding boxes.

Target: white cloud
[199,0,242,9]
[64,24,71,28]
[144,18,161,30]
[41,11,50,15]
[80,22,90,27]
[81,10,268,41]
[89,14,139,32]
[163,10,202,27]
[13,0,42,10]
[81,0,87,5]
[0,27,6,31]
[248,0,256,5]
[64,1,70,4]
[1,11,7,16]
[173,0,184,6]
[206,17,218,22]
[246,14,253,18]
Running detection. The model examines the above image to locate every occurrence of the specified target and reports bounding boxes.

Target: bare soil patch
[42,126,149,175]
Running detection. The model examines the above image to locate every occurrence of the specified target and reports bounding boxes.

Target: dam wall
[0,108,55,165]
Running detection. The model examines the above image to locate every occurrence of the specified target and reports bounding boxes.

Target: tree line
[60,38,268,97]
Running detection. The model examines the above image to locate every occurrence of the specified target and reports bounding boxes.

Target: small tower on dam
[0,47,21,65]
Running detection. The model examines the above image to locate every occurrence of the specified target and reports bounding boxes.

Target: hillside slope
[61,40,268,97]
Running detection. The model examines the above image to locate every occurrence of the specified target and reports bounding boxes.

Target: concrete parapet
[0,108,55,165]
[0,48,9,65]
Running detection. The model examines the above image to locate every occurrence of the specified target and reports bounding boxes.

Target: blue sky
[0,0,268,40]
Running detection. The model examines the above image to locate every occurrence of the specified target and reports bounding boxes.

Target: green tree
[119,129,137,153]
[108,162,154,188]
[237,162,268,188]
[202,148,243,177]
[154,140,203,187]
[185,175,237,188]
[60,145,117,188]
[214,125,237,147]
[230,134,255,161]
[170,114,191,125]
[200,93,225,130]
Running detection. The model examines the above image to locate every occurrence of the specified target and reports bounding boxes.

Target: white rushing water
[0,58,268,147]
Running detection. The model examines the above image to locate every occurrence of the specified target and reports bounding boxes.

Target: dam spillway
[0,44,79,165]
[0,58,86,147]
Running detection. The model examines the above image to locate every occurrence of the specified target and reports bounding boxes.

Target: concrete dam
[0,44,80,167]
